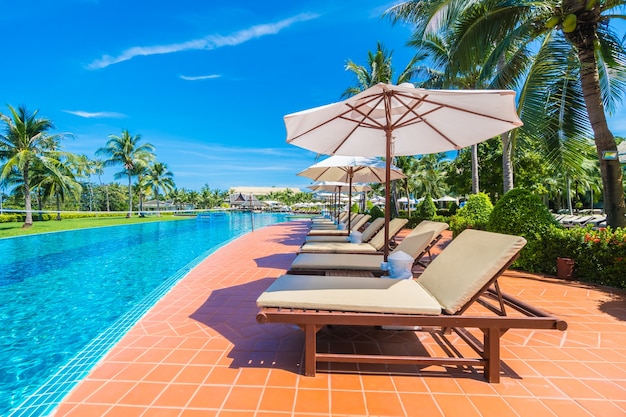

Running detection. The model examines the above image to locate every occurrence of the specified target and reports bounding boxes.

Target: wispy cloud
[63,110,127,119]
[180,74,221,81]
[87,12,319,70]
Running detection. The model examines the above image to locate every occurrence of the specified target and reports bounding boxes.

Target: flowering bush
[527,225,626,289]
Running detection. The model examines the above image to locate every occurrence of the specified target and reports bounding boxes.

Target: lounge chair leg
[304,324,317,376]
[484,327,501,383]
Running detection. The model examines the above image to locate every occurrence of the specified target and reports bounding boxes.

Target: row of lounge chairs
[255,214,568,382]
[553,213,606,228]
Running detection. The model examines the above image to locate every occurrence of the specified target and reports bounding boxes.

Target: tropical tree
[0,105,70,227]
[342,42,421,98]
[92,158,110,211]
[145,162,175,214]
[394,156,419,217]
[96,130,155,217]
[342,42,421,216]
[37,157,82,220]
[413,153,450,198]
[386,0,626,227]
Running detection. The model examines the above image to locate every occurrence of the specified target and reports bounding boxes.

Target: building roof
[229,186,303,196]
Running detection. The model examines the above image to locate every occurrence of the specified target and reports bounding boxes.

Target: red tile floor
[54,221,626,417]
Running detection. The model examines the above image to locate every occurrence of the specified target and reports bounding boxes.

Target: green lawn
[0,214,192,238]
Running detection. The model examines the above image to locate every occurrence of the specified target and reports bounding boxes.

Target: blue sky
[2,1,625,192]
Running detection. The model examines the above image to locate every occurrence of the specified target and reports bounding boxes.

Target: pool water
[0,212,286,416]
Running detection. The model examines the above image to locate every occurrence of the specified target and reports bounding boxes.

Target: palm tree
[342,42,420,98]
[0,105,69,227]
[37,157,82,220]
[342,42,421,216]
[394,156,419,216]
[145,162,175,215]
[92,158,110,211]
[386,0,626,227]
[96,130,155,217]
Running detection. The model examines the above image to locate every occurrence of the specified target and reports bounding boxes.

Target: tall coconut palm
[145,162,175,215]
[0,105,69,227]
[386,0,626,227]
[92,158,110,211]
[36,157,82,220]
[96,130,155,217]
[342,42,422,216]
[342,42,421,97]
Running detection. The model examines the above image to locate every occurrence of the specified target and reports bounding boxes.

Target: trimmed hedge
[449,192,493,236]
[486,188,559,270]
[368,205,384,220]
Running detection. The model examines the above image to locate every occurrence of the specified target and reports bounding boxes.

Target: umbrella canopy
[434,195,459,203]
[285,83,523,260]
[298,156,404,183]
[298,155,405,230]
[307,181,372,193]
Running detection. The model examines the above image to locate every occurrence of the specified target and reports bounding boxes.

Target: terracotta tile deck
[53,221,626,417]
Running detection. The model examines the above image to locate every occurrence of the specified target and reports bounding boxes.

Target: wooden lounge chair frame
[292,221,449,275]
[257,233,567,383]
[299,218,408,254]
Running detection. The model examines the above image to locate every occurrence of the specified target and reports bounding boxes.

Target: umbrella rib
[331,96,387,153]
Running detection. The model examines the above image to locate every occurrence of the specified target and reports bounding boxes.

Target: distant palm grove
[1,0,626,229]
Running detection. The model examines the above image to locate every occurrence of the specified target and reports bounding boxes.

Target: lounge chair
[305,215,379,242]
[293,220,449,274]
[309,212,356,230]
[299,218,408,253]
[306,214,371,238]
[305,217,385,244]
[256,229,568,382]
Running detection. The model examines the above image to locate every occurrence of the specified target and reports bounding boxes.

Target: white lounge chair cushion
[417,229,526,315]
[359,218,385,242]
[256,275,442,315]
[300,218,407,253]
[291,253,383,271]
[299,242,380,253]
[294,221,448,269]
[391,221,448,258]
[305,235,351,242]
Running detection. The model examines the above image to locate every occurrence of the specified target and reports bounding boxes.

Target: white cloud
[87,12,319,70]
[63,110,127,119]
[180,74,221,81]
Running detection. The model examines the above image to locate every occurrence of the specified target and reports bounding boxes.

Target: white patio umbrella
[285,82,523,260]
[308,181,372,217]
[307,181,372,193]
[298,155,405,231]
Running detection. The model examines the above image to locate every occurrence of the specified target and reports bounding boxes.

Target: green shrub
[416,195,436,220]
[527,226,626,289]
[0,213,23,223]
[449,192,493,236]
[368,205,384,220]
[487,189,559,269]
[487,189,558,237]
[350,203,360,213]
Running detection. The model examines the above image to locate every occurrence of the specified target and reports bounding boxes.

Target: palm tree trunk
[569,27,626,227]
[502,131,513,193]
[22,166,33,227]
[471,144,479,194]
[56,194,62,221]
[566,175,573,215]
[405,183,411,217]
[127,173,132,218]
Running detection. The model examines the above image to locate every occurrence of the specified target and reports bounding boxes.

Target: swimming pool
[0,212,286,416]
